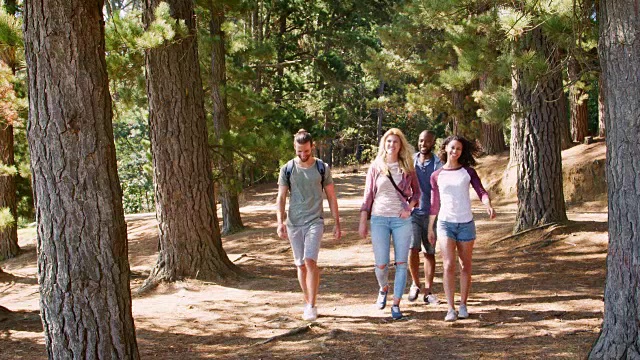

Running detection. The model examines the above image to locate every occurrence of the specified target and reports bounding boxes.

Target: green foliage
[112,106,154,214]
[135,2,188,49]
[94,0,603,215]
[0,207,14,230]
[0,163,16,176]
[0,7,22,48]
[472,85,512,125]
[497,8,532,41]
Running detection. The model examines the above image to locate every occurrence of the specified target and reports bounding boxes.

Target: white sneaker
[302,304,318,321]
[458,304,469,319]
[444,309,457,322]
[424,293,438,305]
[408,284,420,302]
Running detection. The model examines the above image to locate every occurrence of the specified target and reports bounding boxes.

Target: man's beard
[298,155,310,162]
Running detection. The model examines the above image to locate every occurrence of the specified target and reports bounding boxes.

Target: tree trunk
[450,89,465,135]
[143,0,241,284]
[558,88,573,149]
[210,7,244,235]
[24,1,139,358]
[589,1,640,357]
[512,27,568,233]
[252,2,263,93]
[3,0,17,15]
[598,71,605,138]
[568,57,589,142]
[376,80,385,143]
[0,120,18,260]
[477,75,506,154]
[274,10,287,105]
[480,122,505,155]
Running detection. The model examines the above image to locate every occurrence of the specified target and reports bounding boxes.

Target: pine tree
[24,0,139,357]
[142,0,242,287]
[589,0,640,356]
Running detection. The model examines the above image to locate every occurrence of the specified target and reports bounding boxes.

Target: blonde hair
[372,128,415,175]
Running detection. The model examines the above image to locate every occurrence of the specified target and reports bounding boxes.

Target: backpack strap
[315,159,326,189]
[285,159,295,188]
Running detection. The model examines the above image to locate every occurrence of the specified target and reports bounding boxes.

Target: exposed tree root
[255,322,319,345]
[490,222,563,246]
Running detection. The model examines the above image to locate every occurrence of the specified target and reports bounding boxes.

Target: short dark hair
[439,135,479,167]
[294,129,313,145]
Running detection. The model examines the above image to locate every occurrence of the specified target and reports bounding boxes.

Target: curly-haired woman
[428,135,496,322]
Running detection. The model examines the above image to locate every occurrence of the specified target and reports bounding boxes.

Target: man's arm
[323,183,341,240]
[276,185,289,239]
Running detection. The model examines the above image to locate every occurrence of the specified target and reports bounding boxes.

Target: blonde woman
[358,128,421,320]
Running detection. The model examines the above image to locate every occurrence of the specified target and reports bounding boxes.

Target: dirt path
[0,170,607,359]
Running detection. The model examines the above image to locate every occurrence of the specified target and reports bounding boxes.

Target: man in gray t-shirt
[276,129,341,321]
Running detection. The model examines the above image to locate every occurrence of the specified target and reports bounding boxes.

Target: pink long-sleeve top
[430,166,489,223]
[360,163,421,216]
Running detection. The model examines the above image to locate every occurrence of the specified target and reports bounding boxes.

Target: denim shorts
[436,220,476,242]
[411,214,436,254]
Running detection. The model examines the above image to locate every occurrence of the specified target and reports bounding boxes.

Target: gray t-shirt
[278,159,334,227]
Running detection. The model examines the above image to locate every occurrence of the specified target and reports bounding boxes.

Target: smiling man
[408,130,442,304]
[276,129,341,321]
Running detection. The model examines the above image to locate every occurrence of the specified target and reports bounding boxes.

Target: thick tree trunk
[143,0,241,284]
[512,28,568,233]
[568,57,589,142]
[589,1,640,357]
[480,122,505,155]
[0,120,18,260]
[210,8,244,235]
[598,71,605,138]
[24,1,139,358]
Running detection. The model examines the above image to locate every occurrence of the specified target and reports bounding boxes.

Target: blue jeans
[370,216,412,300]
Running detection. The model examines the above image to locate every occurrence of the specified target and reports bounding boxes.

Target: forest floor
[0,142,608,359]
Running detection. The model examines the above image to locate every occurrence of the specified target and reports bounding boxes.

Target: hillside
[475,141,607,212]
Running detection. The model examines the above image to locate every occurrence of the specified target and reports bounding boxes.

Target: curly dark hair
[438,135,480,167]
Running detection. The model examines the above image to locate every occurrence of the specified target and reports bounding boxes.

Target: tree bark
[589,1,640,357]
[512,27,568,233]
[0,119,18,260]
[143,0,241,284]
[558,87,573,150]
[210,7,244,235]
[568,56,589,142]
[598,71,605,138]
[480,122,505,155]
[24,1,139,358]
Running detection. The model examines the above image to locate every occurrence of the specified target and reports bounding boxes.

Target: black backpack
[285,159,326,190]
